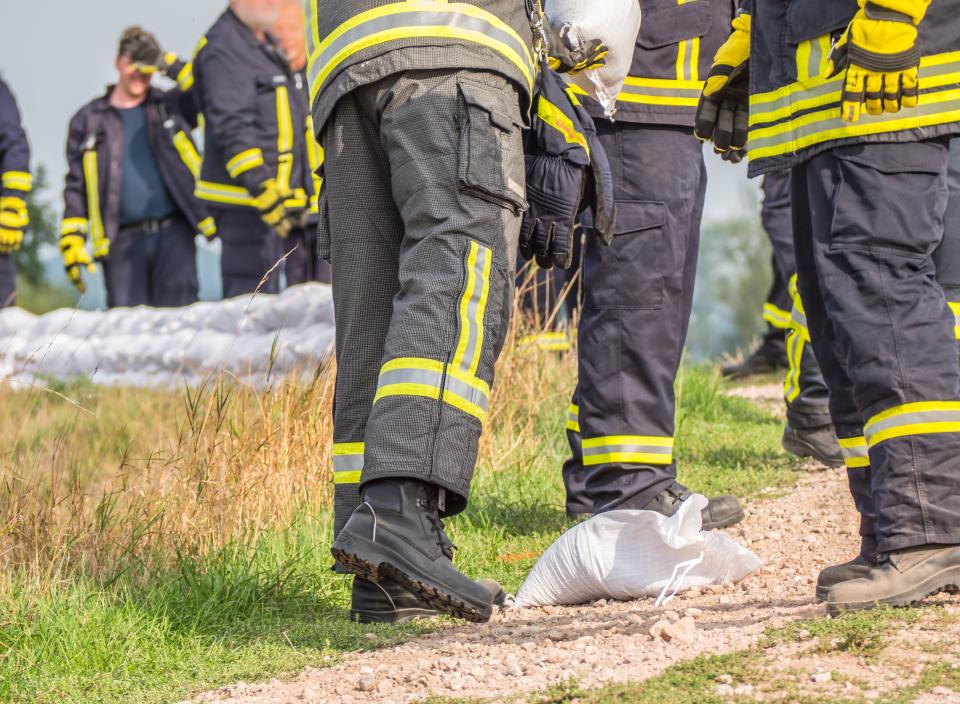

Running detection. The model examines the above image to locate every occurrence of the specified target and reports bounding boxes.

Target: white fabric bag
[514,495,761,607]
[543,0,642,117]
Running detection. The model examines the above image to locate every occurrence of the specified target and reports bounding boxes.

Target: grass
[0,316,801,704]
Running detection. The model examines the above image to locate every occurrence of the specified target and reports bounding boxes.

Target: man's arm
[0,81,31,200]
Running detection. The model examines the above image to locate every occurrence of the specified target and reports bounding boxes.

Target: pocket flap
[637,2,714,50]
[459,79,522,132]
[786,0,857,43]
[614,201,666,236]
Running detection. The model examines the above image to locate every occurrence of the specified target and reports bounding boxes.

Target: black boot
[721,340,789,380]
[641,482,745,530]
[332,478,494,623]
[781,423,844,468]
[350,576,506,623]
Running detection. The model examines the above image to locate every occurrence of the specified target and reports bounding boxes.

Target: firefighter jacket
[743,0,960,177]
[591,0,738,126]
[0,79,32,204]
[192,9,315,211]
[60,87,214,256]
[306,0,536,135]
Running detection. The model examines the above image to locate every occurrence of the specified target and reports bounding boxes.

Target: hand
[695,13,751,163]
[828,1,927,123]
[545,23,608,74]
[254,179,294,238]
[60,234,96,293]
[519,157,584,270]
[0,197,27,254]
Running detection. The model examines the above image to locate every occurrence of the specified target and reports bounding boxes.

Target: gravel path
[192,466,861,704]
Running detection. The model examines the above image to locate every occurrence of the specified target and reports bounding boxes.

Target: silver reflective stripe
[460,243,489,374]
[807,39,824,81]
[619,84,702,100]
[840,444,868,463]
[379,366,442,389]
[749,79,841,125]
[865,408,960,445]
[581,443,673,458]
[445,374,489,412]
[791,307,808,332]
[333,453,364,473]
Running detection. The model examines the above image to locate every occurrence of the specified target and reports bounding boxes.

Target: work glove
[695,12,751,164]
[254,178,294,238]
[60,234,96,294]
[545,23,608,74]
[828,0,929,123]
[0,197,28,254]
[519,160,585,270]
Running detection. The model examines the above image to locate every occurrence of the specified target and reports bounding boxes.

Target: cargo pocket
[585,201,667,310]
[636,1,713,50]
[457,79,527,215]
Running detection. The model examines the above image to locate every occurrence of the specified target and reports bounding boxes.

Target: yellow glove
[829,0,930,123]
[0,196,28,254]
[60,234,96,293]
[695,13,751,163]
[254,178,292,238]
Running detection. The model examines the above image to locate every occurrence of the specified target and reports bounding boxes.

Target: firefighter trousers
[217,209,282,298]
[324,69,525,537]
[564,123,706,515]
[793,138,960,555]
[758,170,797,351]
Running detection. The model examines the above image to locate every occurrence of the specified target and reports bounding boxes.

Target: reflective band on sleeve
[197,217,217,237]
[520,331,572,352]
[581,435,675,466]
[839,436,869,468]
[60,217,88,236]
[195,180,257,207]
[177,62,194,91]
[536,96,589,156]
[2,171,32,192]
[307,2,535,106]
[865,401,960,448]
[949,301,960,341]
[173,131,202,179]
[226,148,266,179]
[333,441,364,485]
[82,150,106,256]
[616,76,704,108]
[452,240,492,377]
[763,303,792,330]
[566,403,580,433]
[374,357,491,422]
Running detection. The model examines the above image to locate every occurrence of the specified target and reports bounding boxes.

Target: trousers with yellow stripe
[324,69,525,538]
[792,138,960,555]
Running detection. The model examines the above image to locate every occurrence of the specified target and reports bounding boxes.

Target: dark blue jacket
[0,79,31,202]
[192,9,314,211]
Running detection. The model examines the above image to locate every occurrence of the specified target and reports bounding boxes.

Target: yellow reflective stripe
[452,240,492,377]
[197,217,217,237]
[674,0,699,82]
[783,328,804,404]
[60,217,88,236]
[839,436,870,468]
[226,148,265,179]
[172,131,201,179]
[763,303,792,330]
[333,441,364,484]
[582,435,674,467]
[520,331,572,351]
[865,401,960,447]
[949,301,960,340]
[2,171,32,192]
[536,96,589,156]
[195,180,256,207]
[617,76,704,107]
[374,356,490,422]
[795,36,830,84]
[308,3,535,107]
[176,62,194,91]
[82,150,106,255]
[566,403,580,433]
[276,86,294,192]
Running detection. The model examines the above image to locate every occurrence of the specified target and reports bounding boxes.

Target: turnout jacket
[192,9,314,211]
[0,79,31,203]
[743,0,960,177]
[61,86,213,255]
[306,0,536,134]
[593,0,738,126]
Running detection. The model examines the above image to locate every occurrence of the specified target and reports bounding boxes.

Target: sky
[1,0,759,223]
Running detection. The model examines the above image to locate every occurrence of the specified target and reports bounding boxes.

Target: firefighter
[559,0,745,530]
[59,27,213,308]
[0,78,31,308]
[310,0,600,623]
[271,0,331,286]
[698,0,960,613]
[192,0,315,297]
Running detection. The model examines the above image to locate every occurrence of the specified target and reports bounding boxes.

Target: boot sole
[332,533,493,623]
[703,508,745,531]
[350,607,438,625]
[826,567,960,616]
[781,433,844,469]
[815,584,830,602]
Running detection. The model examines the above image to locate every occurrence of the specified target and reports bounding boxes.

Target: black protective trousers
[757,170,797,352]
[216,209,281,298]
[564,123,706,516]
[324,69,525,538]
[792,138,960,555]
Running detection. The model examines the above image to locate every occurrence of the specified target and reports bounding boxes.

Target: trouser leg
[759,170,796,346]
[333,69,524,519]
[282,225,315,287]
[935,139,960,321]
[102,230,150,307]
[149,218,198,307]
[799,140,960,554]
[0,255,15,308]
[574,123,706,513]
[217,210,281,297]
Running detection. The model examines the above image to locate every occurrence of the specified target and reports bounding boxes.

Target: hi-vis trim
[949,301,960,341]
[537,96,590,156]
[839,436,869,469]
[226,148,265,179]
[763,302,792,330]
[453,241,492,377]
[865,401,960,448]
[307,2,535,106]
[82,150,107,257]
[172,131,201,179]
[176,61,194,91]
[333,441,364,485]
[2,171,32,192]
[581,435,674,466]
[196,180,257,207]
[197,217,217,238]
[520,331,573,352]
[566,403,580,433]
[276,86,295,192]
[675,0,699,83]
[60,217,88,236]
[617,76,704,108]
[783,327,805,403]
[374,357,491,421]
[796,35,831,83]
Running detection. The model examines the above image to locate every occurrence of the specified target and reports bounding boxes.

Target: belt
[118,214,180,236]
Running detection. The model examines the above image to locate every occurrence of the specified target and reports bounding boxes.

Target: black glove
[545,23,608,74]
[520,156,586,270]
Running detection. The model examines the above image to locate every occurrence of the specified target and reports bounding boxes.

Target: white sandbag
[514,495,760,607]
[544,0,642,117]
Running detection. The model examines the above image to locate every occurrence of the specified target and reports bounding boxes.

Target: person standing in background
[0,78,31,308]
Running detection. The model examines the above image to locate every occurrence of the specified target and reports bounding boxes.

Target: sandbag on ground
[514,495,761,607]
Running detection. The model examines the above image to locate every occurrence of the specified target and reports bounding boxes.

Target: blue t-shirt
[118,105,176,226]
